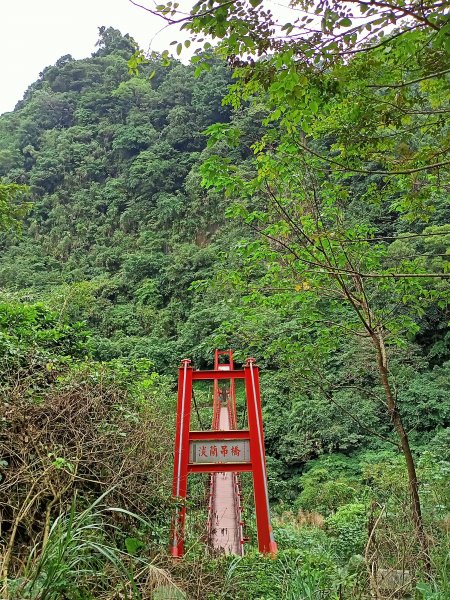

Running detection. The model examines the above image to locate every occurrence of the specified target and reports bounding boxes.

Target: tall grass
[4,490,181,600]
[416,550,450,600]
[218,549,362,600]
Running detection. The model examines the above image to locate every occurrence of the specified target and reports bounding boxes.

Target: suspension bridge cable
[192,388,206,430]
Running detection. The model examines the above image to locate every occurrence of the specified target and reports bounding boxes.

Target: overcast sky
[0,0,188,115]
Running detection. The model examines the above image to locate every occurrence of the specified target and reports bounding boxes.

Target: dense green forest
[0,0,449,596]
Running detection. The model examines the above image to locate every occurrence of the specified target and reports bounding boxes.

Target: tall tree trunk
[372,331,430,571]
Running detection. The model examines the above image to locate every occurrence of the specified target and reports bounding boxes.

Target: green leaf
[339,17,352,27]
[125,537,144,554]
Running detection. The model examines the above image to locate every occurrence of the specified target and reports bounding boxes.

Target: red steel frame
[170,353,277,556]
[214,349,237,429]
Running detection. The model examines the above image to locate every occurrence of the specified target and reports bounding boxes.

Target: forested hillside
[0,26,236,368]
[0,7,449,598]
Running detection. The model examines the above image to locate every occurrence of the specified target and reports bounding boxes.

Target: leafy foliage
[0,181,30,231]
[1,20,449,599]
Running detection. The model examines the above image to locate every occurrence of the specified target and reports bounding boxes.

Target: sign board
[189,439,250,464]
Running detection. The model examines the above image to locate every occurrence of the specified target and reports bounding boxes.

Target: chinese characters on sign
[189,440,251,464]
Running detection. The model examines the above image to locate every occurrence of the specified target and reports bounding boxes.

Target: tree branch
[290,135,450,175]
[129,0,235,25]
[367,67,450,89]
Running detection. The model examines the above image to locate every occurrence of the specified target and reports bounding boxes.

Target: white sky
[0,0,188,115]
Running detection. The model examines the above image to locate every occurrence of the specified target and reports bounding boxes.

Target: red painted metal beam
[170,359,193,557]
[192,369,245,380]
[189,430,250,441]
[188,462,253,473]
[245,359,278,555]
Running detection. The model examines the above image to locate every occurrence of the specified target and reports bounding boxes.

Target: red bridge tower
[170,350,277,557]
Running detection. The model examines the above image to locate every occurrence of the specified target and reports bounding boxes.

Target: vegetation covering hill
[0,26,235,369]
[0,11,449,599]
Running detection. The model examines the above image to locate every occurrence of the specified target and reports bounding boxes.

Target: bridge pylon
[170,351,277,557]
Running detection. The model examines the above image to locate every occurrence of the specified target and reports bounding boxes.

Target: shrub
[0,360,174,590]
[326,503,368,560]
